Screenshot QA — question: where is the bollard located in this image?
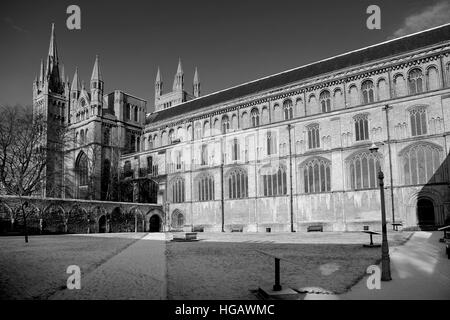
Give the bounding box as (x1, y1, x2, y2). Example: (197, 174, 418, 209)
(273, 258, 282, 291)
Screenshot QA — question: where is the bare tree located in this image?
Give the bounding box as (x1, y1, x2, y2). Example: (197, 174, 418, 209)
(0, 105, 71, 242)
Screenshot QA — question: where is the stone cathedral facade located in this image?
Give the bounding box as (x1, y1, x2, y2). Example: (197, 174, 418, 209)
(33, 24, 450, 233)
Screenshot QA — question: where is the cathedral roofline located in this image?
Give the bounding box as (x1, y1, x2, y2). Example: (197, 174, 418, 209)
(146, 23, 450, 125)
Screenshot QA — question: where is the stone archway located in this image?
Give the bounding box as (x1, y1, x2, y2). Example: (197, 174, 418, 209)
(149, 214, 161, 232)
(98, 215, 107, 233)
(417, 198, 435, 228)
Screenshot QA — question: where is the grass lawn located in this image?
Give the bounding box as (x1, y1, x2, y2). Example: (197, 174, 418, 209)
(166, 232, 412, 299)
(0, 234, 143, 299)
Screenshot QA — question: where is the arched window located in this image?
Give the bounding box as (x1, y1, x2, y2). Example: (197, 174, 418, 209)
(409, 106, 427, 136)
(80, 130, 85, 145)
(153, 134, 159, 148)
(354, 114, 369, 141)
(125, 103, 131, 120)
(251, 108, 260, 127)
(408, 68, 424, 94)
(227, 167, 248, 199)
(201, 144, 208, 166)
(171, 177, 185, 203)
(267, 131, 277, 155)
(260, 164, 287, 196)
(195, 122, 202, 140)
(283, 99, 293, 120)
(401, 143, 444, 185)
(426, 66, 439, 91)
(307, 124, 320, 149)
(300, 157, 331, 193)
(394, 74, 407, 97)
(134, 107, 138, 122)
(124, 160, 132, 178)
(197, 174, 215, 201)
(241, 112, 249, 129)
(231, 114, 238, 130)
(168, 129, 175, 144)
(148, 135, 153, 150)
(231, 138, 240, 161)
(377, 78, 389, 101)
(221, 115, 230, 134)
(261, 106, 269, 124)
(361, 80, 375, 104)
(171, 210, 185, 229)
(319, 91, 331, 113)
(348, 85, 359, 107)
(76, 152, 89, 187)
(203, 121, 210, 137)
(347, 151, 381, 190)
(273, 103, 280, 121)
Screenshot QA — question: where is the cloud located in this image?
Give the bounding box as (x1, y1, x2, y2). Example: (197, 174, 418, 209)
(3, 17, 28, 33)
(390, 1, 450, 38)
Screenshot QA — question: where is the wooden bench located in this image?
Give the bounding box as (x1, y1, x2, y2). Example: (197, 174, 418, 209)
(172, 232, 198, 241)
(362, 230, 381, 248)
(391, 222, 403, 231)
(307, 225, 323, 232)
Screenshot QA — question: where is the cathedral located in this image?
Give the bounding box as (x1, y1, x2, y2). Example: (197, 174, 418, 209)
(33, 23, 450, 233)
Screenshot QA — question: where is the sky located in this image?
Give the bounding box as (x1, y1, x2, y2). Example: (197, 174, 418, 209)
(1, 0, 450, 113)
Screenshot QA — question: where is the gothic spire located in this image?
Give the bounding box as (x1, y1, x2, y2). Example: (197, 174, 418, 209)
(39, 59, 45, 84)
(173, 58, 184, 91)
(155, 67, 162, 83)
(71, 68, 80, 92)
(91, 55, 102, 82)
(193, 67, 200, 98)
(46, 23, 59, 75)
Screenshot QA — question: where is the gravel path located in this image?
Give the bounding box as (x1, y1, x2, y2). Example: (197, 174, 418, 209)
(50, 233, 167, 300)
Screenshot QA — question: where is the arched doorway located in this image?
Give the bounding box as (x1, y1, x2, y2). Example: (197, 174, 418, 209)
(149, 215, 161, 232)
(417, 198, 435, 227)
(98, 215, 107, 233)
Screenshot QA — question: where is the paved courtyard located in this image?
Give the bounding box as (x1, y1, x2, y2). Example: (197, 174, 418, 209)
(0, 231, 415, 300)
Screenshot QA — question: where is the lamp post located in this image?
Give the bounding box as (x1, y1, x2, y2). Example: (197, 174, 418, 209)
(369, 142, 392, 281)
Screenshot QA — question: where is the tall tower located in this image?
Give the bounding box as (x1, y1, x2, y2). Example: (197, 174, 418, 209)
(70, 68, 81, 111)
(172, 59, 184, 92)
(193, 67, 200, 98)
(32, 23, 67, 198)
(90, 55, 104, 115)
(155, 67, 163, 103)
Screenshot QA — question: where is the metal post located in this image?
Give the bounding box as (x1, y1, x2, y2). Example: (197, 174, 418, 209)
(378, 170, 392, 281)
(273, 258, 282, 291)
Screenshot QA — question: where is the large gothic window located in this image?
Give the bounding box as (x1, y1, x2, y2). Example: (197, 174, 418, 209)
(319, 90, 331, 113)
(307, 124, 320, 149)
(251, 108, 260, 127)
(361, 80, 375, 104)
(76, 152, 89, 187)
(227, 167, 248, 199)
(300, 157, 331, 193)
(347, 151, 381, 190)
(283, 99, 294, 120)
(408, 68, 424, 95)
(260, 164, 287, 196)
(197, 174, 215, 201)
(401, 143, 444, 185)
(354, 114, 369, 141)
(171, 177, 185, 203)
(409, 106, 427, 136)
